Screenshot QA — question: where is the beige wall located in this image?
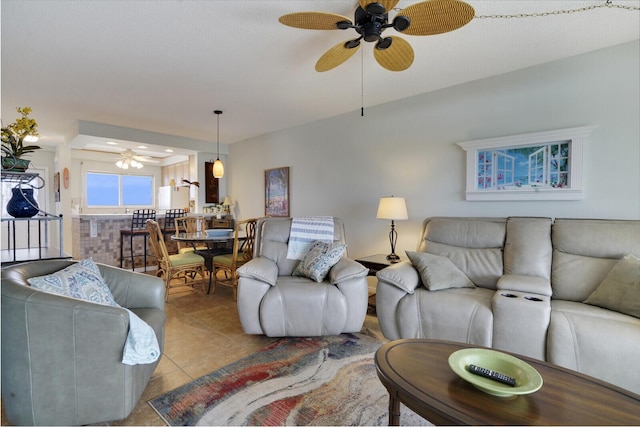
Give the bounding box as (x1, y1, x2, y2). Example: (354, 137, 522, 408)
(228, 41, 640, 259)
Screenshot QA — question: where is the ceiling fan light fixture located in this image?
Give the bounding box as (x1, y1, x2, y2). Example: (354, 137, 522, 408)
(213, 110, 224, 179)
(365, 2, 386, 15)
(280, 0, 475, 72)
(393, 15, 410, 32)
(362, 18, 384, 42)
(376, 37, 393, 50)
(116, 156, 143, 170)
(24, 134, 39, 143)
(345, 39, 361, 49)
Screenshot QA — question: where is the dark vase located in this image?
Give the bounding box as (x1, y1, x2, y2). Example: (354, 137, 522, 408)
(7, 187, 39, 218)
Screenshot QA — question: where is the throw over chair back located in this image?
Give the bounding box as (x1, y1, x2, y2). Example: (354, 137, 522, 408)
(253, 217, 348, 275)
(146, 219, 206, 301)
(212, 218, 259, 299)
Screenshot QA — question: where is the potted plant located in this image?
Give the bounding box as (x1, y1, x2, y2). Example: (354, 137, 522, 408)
(1, 107, 41, 172)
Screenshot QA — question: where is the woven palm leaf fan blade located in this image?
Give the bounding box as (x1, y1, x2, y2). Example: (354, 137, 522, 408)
(374, 36, 414, 71)
(397, 0, 475, 36)
(278, 11, 352, 30)
(358, 0, 400, 12)
(316, 41, 361, 72)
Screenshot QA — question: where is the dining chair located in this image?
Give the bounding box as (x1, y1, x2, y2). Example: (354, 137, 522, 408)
(212, 218, 258, 300)
(146, 219, 206, 301)
(119, 209, 156, 271)
(175, 215, 207, 254)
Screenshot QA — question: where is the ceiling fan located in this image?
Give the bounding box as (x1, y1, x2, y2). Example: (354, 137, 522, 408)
(279, 0, 475, 72)
(115, 149, 160, 169)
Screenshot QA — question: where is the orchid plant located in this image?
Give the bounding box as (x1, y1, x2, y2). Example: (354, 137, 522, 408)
(1, 107, 41, 159)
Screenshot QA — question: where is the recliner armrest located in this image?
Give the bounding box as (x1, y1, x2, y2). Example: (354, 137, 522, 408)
(329, 257, 368, 284)
(376, 260, 422, 294)
(238, 257, 279, 286)
(497, 274, 552, 297)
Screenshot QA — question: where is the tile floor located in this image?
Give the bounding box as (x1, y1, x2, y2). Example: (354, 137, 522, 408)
(1, 276, 382, 426)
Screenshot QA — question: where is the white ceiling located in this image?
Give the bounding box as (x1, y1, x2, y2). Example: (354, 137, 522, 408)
(2, 0, 639, 157)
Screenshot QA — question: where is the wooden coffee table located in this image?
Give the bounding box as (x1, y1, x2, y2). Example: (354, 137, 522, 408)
(375, 339, 640, 425)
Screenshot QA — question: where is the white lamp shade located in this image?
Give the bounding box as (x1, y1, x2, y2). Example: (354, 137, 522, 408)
(376, 197, 408, 220)
(213, 159, 224, 178)
(222, 196, 232, 206)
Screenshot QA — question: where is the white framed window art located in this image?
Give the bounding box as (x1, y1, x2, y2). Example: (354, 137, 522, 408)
(457, 126, 594, 201)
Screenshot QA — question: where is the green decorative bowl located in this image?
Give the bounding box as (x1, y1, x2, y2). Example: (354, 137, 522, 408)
(448, 348, 543, 397)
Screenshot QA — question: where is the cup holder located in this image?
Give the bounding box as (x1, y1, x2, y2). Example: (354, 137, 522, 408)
(500, 293, 544, 302)
(500, 293, 518, 298)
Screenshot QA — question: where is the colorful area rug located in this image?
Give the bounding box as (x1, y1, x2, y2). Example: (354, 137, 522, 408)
(149, 333, 430, 426)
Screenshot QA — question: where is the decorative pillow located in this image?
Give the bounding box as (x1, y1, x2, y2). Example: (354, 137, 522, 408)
(406, 251, 475, 291)
(293, 240, 346, 282)
(584, 254, 639, 318)
(27, 258, 119, 307)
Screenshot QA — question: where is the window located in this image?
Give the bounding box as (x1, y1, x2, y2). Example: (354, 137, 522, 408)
(86, 172, 153, 207)
(457, 126, 594, 201)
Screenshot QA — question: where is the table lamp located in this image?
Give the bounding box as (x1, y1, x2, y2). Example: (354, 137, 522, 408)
(376, 196, 408, 261)
(222, 196, 233, 215)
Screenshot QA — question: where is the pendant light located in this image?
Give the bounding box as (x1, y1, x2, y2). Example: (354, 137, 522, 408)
(213, 110, 224, 178)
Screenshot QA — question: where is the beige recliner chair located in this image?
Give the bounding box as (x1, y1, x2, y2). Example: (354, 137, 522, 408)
(237, 217, 369, 337)
(1, 260, 166, 426)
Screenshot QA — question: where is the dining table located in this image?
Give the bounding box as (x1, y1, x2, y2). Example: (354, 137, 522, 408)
(171, 231, 245, 293)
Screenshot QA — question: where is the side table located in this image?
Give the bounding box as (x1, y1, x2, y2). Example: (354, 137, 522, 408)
(356, 254, 407, 309)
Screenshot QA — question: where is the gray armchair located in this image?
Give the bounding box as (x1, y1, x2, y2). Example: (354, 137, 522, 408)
(237, 217, 369, 337)
(1, 260, 165, 426)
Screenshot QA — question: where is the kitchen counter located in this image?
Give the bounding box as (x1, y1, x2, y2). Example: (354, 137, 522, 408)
(71, 213, 233, 269)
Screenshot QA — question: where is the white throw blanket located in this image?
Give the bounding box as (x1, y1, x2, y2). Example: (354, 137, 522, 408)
(286, 216, 335, 260)
(122, 309, 161, 365)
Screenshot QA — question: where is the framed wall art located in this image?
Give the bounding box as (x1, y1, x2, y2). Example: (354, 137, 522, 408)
(457, 126, 594, 201)
(204, 161, 219, 204)
(265, 166, 289, 217)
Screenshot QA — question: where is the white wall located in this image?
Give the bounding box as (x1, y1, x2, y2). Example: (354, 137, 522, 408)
(228, 41, 640, 259)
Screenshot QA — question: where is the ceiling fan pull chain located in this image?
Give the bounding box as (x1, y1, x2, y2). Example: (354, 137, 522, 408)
(361, 46, 365, 117)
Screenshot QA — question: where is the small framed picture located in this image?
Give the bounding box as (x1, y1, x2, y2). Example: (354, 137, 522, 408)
(265, 167, 289, 217)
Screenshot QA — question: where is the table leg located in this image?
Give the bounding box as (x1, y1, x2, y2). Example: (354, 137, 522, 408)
(388, 390, 401, 426)
(204, 256, 214, 294)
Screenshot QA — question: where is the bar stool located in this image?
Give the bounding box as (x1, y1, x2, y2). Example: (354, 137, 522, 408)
(162, 209, 186, 237)
(162, 209, 186, 254)
(120, 209, 156, 271)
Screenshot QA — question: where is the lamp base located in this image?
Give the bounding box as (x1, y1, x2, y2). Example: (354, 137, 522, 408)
(386, 253, 400, 262)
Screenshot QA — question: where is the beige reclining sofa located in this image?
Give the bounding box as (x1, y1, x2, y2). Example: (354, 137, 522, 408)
(376, 217, 639, 394)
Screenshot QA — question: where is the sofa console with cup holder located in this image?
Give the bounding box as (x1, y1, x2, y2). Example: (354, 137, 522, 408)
(376, 217, 640, 394)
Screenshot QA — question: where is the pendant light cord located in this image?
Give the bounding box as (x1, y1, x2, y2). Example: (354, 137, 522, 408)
(214, 110, 222, 159)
